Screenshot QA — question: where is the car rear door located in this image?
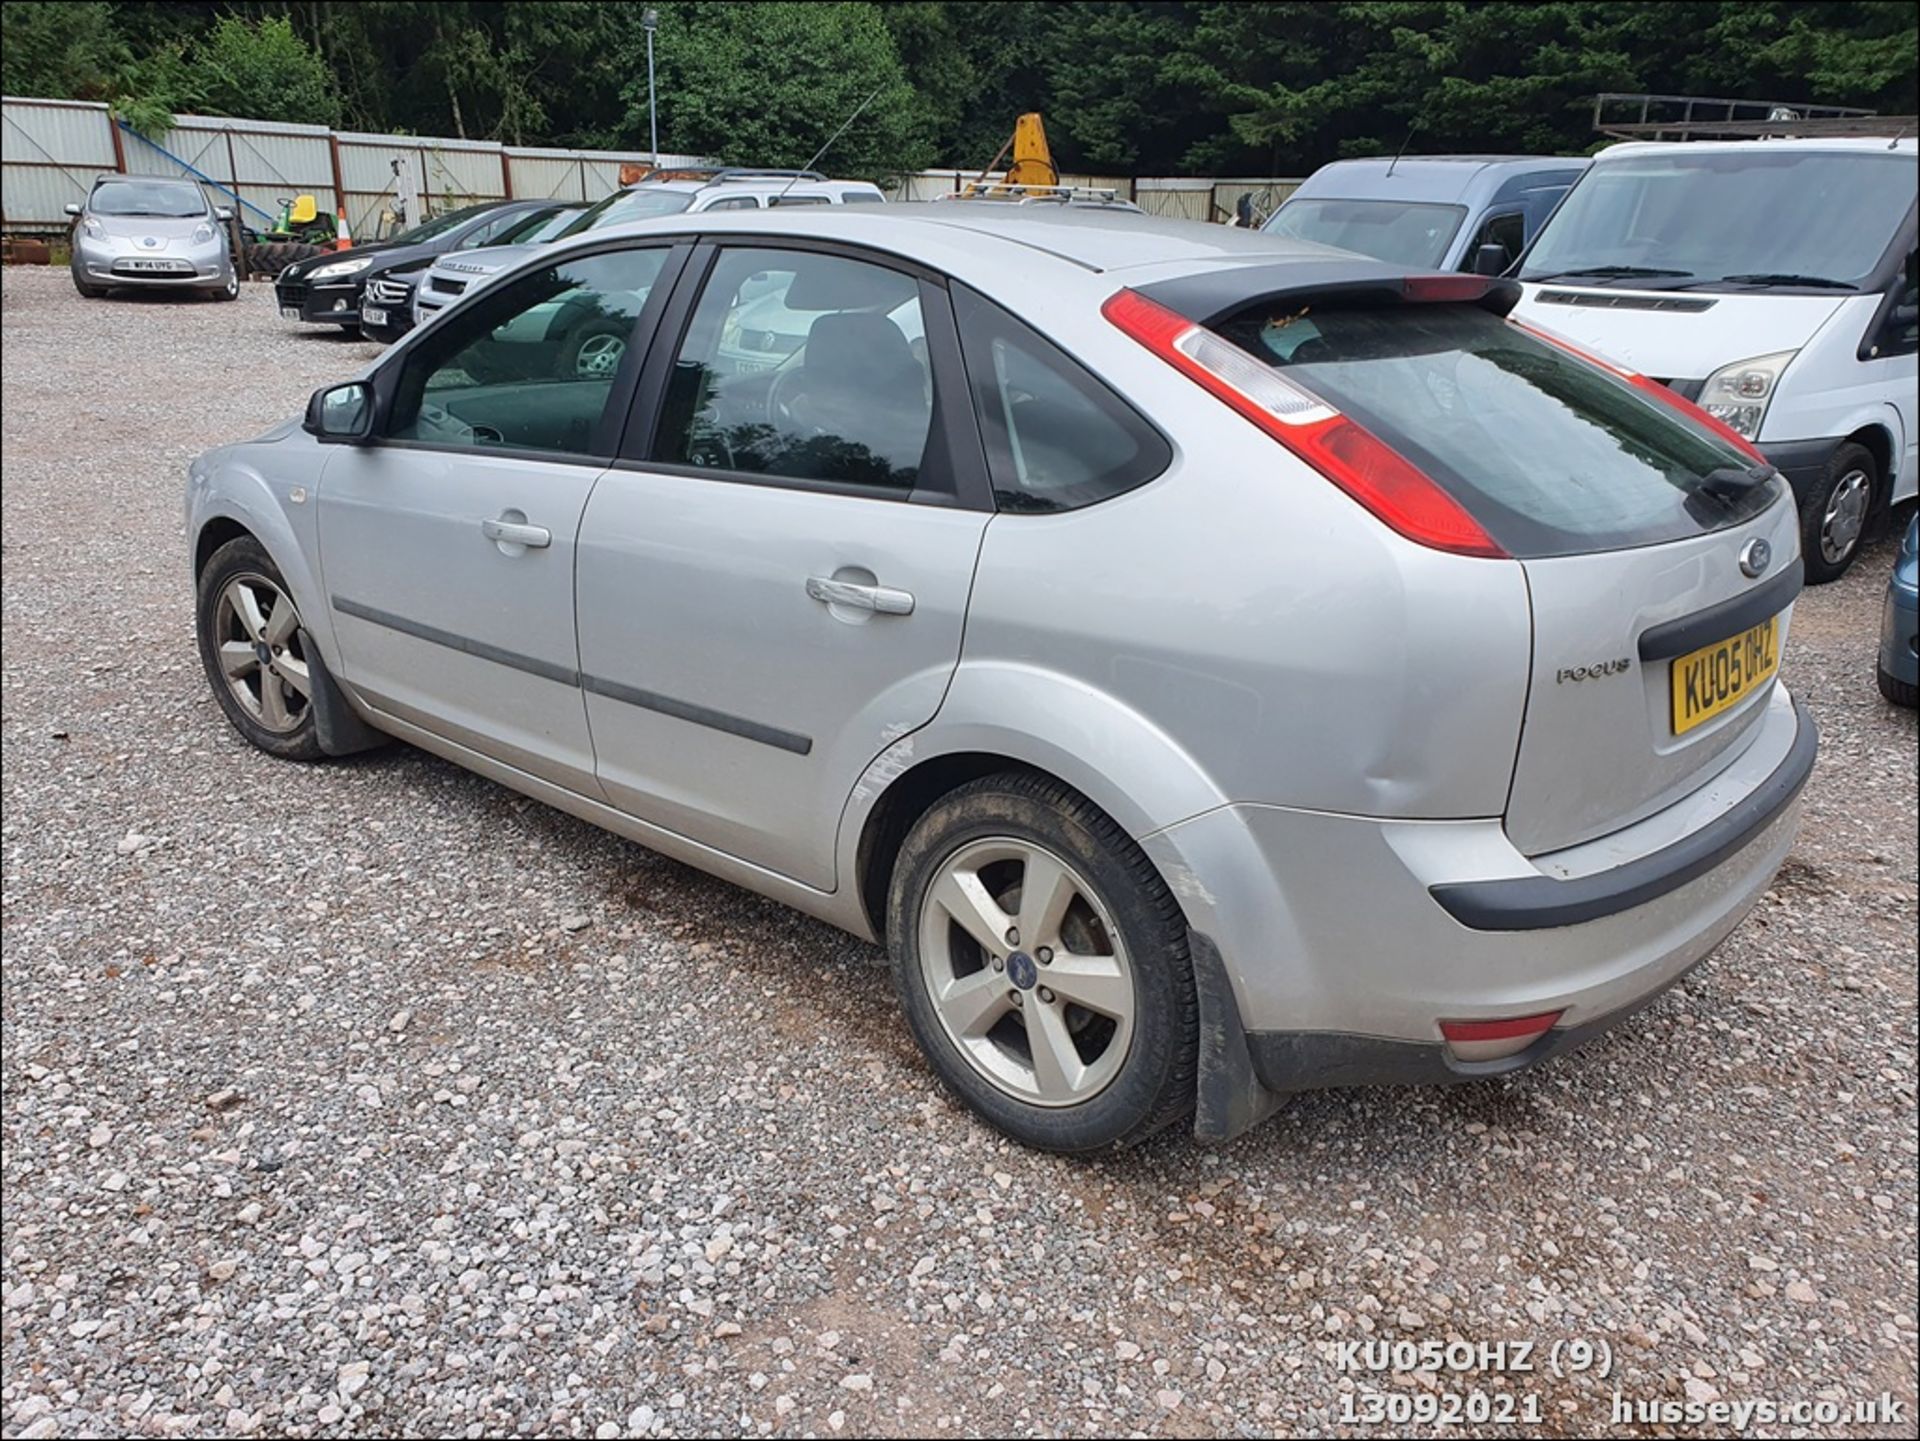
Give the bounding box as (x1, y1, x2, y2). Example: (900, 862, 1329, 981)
(319, 240, 687, 790)
(574, 241, 991, 891)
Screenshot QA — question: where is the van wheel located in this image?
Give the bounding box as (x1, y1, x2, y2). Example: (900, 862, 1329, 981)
(887, 773, 1197, 1152)
(1801, 442, 1877, 583)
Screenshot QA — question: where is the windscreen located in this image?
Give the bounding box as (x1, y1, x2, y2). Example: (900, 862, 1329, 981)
(1265, 199, 1467, 268)
(489, 206, 575, 245)
(90, 181, 205, 217)
(1521, 149, 1916, 289)
(561, 188, 694, 236)
(387, 205, 495, 246)
(1212, 301, 1777, 557)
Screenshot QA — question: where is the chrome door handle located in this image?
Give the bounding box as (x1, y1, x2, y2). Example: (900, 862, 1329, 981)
(806, 576, 915, 615)
(481, 516, 551, 549)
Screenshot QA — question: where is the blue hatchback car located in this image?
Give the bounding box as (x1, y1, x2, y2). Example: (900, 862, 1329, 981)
(1879, 516, 1918, 707)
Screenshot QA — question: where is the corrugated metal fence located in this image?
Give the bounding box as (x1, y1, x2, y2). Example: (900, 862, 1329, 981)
(6, 95, 1306, 236)
(3, 95, 705, 237)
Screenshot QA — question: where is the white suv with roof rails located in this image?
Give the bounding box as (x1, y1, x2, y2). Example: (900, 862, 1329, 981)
(412, 169, 884, 326)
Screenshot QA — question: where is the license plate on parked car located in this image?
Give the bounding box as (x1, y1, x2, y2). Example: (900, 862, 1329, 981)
(363, 307, 386, 326)
(1670, 614, 1780, 735)
(280, 306, 302, 320)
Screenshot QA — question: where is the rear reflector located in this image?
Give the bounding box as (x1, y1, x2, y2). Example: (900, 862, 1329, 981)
(1439, 1010, 1564, 1062)
(1513, 320, 1769, 464)
(1102, 288, 1507, 559)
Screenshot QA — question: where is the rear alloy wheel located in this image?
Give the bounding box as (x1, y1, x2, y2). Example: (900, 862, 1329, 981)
(888, 773, 1197, 1151)
(195, 537, 324, 761)
(1802, 442, 1878, 583)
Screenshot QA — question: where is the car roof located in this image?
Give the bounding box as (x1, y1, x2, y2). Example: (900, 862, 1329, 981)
(583, 201, 1369, 277)
(1291, 155, 1589, 204)
(645, 175, 883, 196)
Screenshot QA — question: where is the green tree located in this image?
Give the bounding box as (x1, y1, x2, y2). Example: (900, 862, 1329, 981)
(196, 14, 340, 125)
(627, 2, 928, 175)
(0, 1, 130, 101)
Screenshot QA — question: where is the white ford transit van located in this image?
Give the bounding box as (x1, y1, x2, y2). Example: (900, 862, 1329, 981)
(1513, 137, 1918, 580)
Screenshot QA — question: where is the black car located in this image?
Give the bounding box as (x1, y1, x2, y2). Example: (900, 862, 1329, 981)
(274, 200, 553, 337)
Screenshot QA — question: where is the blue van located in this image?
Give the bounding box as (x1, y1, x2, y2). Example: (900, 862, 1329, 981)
(1263, 155, 1589, 273)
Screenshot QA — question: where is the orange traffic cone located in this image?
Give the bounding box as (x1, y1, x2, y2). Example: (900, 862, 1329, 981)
(334, 206, 352, 249)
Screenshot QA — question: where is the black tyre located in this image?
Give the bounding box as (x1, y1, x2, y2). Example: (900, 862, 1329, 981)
(207, 268, 240, 302)
(73, 274, 108, 299)
(1879, 666, 1918, 708)
(1800, 442, 1878, 584)
(887, 772, 1197, 1152)
(195, 537, 325, 761)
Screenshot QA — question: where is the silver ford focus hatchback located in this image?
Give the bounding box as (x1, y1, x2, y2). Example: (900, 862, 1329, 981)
(186, 207, 1816, 1152)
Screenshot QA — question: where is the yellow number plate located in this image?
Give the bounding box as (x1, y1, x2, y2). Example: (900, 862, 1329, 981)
(1670, 614, 1781, 735)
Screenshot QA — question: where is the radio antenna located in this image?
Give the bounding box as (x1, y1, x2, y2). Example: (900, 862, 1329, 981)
(779, 84, 886, 199)
(1384, 118, 1421, 177)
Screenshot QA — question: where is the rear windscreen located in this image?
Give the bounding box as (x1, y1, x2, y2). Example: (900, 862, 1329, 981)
(1212, 302, 1777, 557)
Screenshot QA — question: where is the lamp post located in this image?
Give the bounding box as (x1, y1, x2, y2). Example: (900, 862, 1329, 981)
(643, 8, 659, 169)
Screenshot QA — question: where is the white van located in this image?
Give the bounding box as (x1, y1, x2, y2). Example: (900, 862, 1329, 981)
(1513, 137, 1918, 580)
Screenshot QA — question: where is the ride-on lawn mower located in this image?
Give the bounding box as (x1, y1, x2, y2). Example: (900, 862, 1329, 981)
(240, 195, 340, 276)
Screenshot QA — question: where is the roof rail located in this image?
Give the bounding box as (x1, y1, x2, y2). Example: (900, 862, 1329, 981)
(1592, 92, 1911, 141)
(708, 167, 828, 183)
(939, 180, 1137, 208)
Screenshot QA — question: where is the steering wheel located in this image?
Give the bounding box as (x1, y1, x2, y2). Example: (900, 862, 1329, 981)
(768, 367, 824, 434)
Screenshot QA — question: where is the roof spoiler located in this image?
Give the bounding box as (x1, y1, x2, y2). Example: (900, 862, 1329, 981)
(1137, 263, 1522, 328)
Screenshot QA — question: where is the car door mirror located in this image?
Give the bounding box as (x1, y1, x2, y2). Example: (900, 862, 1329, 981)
(214, 207, 234, 223)
(304, 381, 376, 443)
(65, 202, 83, 217)
(1472, 242, 1510, 277)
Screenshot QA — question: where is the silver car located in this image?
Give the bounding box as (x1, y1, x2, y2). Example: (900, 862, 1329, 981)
(68, 176, 237, 301)
(185, 208, 1816, 1152)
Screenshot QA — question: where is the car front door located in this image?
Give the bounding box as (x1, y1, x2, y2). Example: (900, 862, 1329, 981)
(574, 242, 992, 890)
(319, 241, 685, 790)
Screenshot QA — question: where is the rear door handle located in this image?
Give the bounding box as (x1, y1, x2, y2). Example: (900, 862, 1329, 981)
(806, 576, 915, 615)
(481, 515, 551, 549)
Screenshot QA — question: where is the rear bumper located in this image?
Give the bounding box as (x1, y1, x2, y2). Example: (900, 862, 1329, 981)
(1146, 684, 1811, 1134)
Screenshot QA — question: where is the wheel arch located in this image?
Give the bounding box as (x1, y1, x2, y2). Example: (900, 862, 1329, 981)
(1843, 421, 1898, 517)
(840, 669, 1229, 940)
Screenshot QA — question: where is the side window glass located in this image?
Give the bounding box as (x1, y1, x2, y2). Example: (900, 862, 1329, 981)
(769, 195, 830, 207)
(951, 285, 1169, 512)
(704, 196, 760, 211)
(387, 247, 667, 455)
(1461, 211, 1526, 272)
(657, 247, 932, 490)
(1878, 247, 1918, 357)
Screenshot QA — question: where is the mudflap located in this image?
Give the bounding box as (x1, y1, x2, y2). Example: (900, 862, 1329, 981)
(300, 629, 389, 756)
(1189, 930, 1284, 1144)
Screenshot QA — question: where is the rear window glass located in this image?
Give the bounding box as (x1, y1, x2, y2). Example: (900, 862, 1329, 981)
(1213, 302, 1775, 556)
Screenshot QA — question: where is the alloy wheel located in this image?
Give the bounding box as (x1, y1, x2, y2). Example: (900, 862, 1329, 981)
(917, 837, 1136, 1107)
(1821, 469, 1871, 565)
(213, 574, 311, 733)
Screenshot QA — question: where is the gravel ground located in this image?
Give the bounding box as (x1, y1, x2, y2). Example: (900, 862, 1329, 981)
(2, 263, 1915, 1440)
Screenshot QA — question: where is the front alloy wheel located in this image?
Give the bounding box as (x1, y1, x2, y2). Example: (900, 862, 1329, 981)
(195, 536, 325, 761)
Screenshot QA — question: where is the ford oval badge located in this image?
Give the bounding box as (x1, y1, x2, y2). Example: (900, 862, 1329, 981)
(1739, 538, 1772, 579)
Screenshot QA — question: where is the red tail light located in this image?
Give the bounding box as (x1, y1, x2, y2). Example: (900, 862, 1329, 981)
(1102, 288, 1507, 560)
(1512, 320, 1769, 464)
